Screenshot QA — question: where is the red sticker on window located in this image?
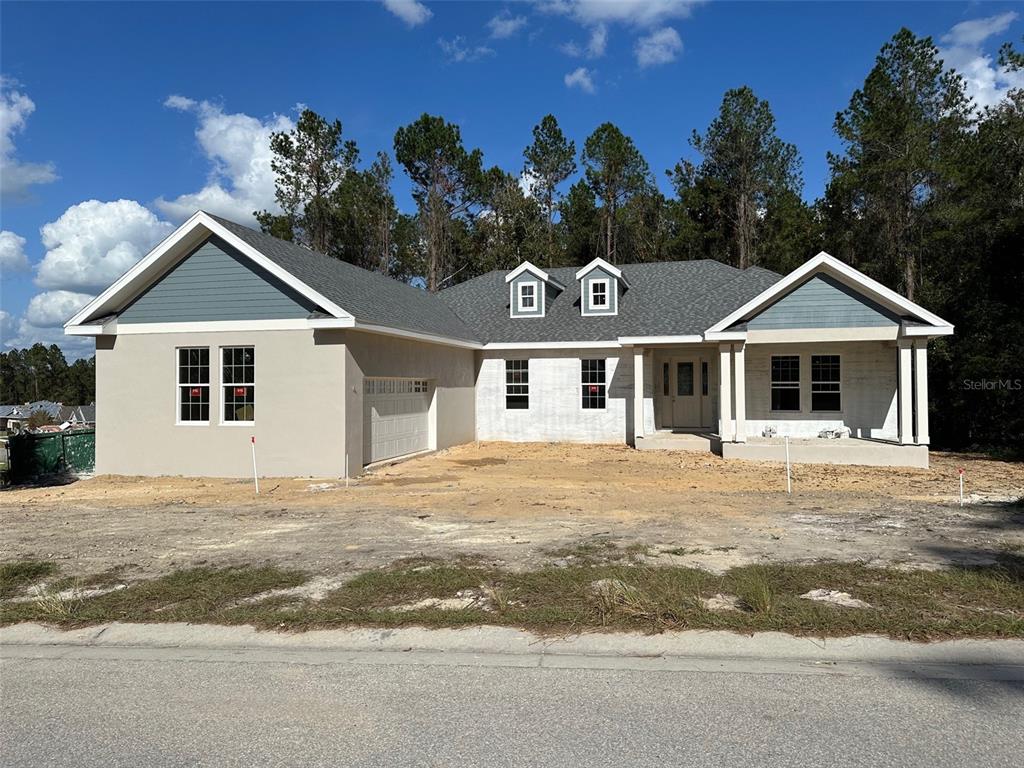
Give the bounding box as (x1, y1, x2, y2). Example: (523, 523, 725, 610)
(190, 388, 201, 397)
(589, 385, 599, 393)
(234, 387, 247, 397)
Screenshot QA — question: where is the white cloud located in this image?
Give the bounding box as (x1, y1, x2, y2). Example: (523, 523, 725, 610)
(0, 310, 17, 346)
(382, 0, 432, 28)
(488, 10, 527, 39)
(154, 96, 293, 224)
(940, 12, 1024, 110)
(0, 230, 29, 272)
(519, 169, 540, 197)
(438, 36, 496, 63)
(634, 26, 682, 68)
(564, 66, 596, 93)
(563, 23, 608, 58)
(35, 199, 173, 293)
(0, 77, 57, 201)
(24, 290, 94, 328)
(543, 0, 700, 28)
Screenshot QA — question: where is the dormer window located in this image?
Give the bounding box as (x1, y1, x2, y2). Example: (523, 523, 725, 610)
(576, 257, 627, 317)
(505, 260, 565, 319)
(518, 282, 537, 312)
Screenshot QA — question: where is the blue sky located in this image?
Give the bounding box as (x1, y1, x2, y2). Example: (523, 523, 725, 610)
(1, 0, 1021, 357)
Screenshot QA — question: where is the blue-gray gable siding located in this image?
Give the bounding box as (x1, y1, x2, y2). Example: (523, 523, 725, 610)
(580, 266, 618, 315)
(746, 273, 899, 330)
(509, 272, 544, 317)
(118, 237, 317, 323)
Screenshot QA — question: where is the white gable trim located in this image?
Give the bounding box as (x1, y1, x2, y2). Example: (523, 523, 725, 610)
(575, 256, 623, 282)
(505, 261, 549, 284)
(575, 256, 630, 289)
(704, 252, 952, 334)
(65, 211, 353, 330)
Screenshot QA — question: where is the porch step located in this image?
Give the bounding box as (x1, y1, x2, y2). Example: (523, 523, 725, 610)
(636, 432, 716, 452)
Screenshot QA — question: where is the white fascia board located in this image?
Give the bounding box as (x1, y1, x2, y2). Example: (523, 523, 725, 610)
(505, 261, 550, 284)
(65, 211, 354, 330)
(704, 252, 953, 334)
(483, 340, 621, 350)
(703, 331, 747, 342)
(575, 256, 623, 281)
(65, 317, 118, 337)
(618, 335, 704, 345)
(902, 323, 954, 337)
(352, 322, 483, 350)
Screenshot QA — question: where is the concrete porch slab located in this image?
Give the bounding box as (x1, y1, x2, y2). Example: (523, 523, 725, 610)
(721, 437, 929, 469)
(636, 431, 717, 452)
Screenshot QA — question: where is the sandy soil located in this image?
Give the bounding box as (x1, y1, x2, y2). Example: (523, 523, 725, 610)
(2, 443, 1022, 579)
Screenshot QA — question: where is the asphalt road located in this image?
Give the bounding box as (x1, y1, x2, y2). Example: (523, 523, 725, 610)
(2, 644, 1022, 768)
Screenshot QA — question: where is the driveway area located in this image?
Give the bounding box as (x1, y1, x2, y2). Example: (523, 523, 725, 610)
(2, 442, 1022, 580)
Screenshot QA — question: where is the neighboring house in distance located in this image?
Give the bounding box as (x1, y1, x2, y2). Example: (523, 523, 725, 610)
(4, 401, 64, 432)
(58, 404, 96, 428)
(0, 405, 17, 432)
(65, 211, 952, 477)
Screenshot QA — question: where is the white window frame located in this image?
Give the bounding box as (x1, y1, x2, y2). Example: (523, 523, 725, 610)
(770, 354, 801, 413)
(590, 278, 609, 309)
(811, 354, 842, 413)
(505, 359, 529, 410)
(220, 346, 255, 426)
(176, 346, 211, 426)
(517, 281, 538, 313)
(581, 358, 607, 410)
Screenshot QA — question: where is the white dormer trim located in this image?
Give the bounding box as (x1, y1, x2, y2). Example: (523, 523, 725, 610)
(506, 261, 550, 284)
(575, 257, 630, 288)
(704, 252, 953, 334)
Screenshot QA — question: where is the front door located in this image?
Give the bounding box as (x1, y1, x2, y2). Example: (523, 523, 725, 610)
(660, 357, 706, 429)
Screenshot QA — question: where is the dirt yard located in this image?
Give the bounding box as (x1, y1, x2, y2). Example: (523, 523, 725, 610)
(2, 443, 1022, 580)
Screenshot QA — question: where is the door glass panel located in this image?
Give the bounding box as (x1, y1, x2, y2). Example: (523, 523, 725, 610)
(676, 362, 694, 396)
(663, 363, 669, 396)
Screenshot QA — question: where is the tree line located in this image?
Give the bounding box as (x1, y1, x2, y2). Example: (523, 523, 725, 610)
(1, 345, 95, 406)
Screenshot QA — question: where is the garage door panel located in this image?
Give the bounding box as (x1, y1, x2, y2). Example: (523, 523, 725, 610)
(364, 379, 431, 464)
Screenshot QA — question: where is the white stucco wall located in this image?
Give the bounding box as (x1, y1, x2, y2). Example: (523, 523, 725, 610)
(95, 329, 347, 477)
(476, 348, 654, 444)
(742, 341, 899, 439)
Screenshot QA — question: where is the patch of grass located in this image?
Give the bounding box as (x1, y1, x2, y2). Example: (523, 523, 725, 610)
(663, 547, 706, 556)
(547, 540, 651, 565)
(4, 557, 1023, 641)
(1, 565, 306, 626)
(0, 560, 58, 600)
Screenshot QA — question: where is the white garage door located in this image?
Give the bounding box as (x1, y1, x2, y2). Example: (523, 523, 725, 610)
(363, 378, 431, 464)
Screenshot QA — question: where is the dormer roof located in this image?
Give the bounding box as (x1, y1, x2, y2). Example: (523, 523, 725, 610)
(574, 257, 630, 288)
(504, 261, 566, 291)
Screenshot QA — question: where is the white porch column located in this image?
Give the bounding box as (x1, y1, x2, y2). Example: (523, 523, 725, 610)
(718, 343, 733, 441)
(633, 346, 645, 443)
(913, 340, 930, 445)
(733, 343, 746, 443)
(897, 339, 914, 445)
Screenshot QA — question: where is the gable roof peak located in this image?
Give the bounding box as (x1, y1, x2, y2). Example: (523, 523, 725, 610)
(575, 256, 625, 283)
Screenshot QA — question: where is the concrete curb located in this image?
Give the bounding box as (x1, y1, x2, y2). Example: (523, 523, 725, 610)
(2, 622, 1023, 669)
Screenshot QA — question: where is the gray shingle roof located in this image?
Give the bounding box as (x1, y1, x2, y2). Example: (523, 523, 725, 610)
(438, 262, 781, 343)
(211, 214, 783, 345)
(210, 215, 480, 343)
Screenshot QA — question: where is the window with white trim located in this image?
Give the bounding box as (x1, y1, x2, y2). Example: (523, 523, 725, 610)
(222, 347, 255, 423)
(590, 279, 608, 308)
(811, 355, 841, 411)
(177, 347, 210, 423)
(505, 359, 529, 409)
(517, 282, 536, 312)
(770, 355, 800, 412)
(581, 359, 606, 409)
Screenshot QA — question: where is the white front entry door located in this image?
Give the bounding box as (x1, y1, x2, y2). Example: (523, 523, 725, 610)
(363, 378, 431, 464)
(660, 357, 707, 429)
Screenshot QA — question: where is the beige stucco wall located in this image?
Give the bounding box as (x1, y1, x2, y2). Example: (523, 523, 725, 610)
(95, 330, 347, 477)
(340, 330, 477, 470)
(742, 340, 899, 440)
